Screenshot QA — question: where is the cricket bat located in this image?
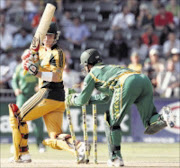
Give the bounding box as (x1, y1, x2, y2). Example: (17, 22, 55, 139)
(24, 3, 56, 74)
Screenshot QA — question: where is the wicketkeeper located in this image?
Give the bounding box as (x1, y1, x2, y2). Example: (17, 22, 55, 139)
(9, 23, 89, 163)
(66, 48, 175, 167)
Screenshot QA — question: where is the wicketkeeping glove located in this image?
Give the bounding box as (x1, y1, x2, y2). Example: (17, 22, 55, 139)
(65, 88, 78, 106)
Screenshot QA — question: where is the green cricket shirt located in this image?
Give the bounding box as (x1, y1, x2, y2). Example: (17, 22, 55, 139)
(74, 63, 136, 106)
(12, 63, 38, 96)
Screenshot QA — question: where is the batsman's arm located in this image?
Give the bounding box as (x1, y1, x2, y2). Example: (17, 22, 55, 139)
(24, 3, 56, 75)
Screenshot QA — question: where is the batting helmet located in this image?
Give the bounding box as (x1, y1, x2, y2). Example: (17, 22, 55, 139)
(80, 49, 102, 66)
(47, 22, 58, 34)
(47, 22, 61, 43)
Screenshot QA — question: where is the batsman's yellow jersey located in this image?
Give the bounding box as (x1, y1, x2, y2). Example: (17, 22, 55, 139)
(19, 44, 66, 138)
(38, 44, 65, 89)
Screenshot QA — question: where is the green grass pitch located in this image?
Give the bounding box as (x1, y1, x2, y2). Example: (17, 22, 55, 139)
(1, 143, 179, 167)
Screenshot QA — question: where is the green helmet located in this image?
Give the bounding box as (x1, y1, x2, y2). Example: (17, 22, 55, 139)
(80, 49, 102, 66)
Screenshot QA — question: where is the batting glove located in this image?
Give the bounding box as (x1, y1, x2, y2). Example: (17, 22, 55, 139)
(29, 51, 39, 62)
(27, 60, 39, 76)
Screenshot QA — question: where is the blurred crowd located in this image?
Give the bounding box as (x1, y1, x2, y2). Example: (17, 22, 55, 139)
(0, 0, 179, 98)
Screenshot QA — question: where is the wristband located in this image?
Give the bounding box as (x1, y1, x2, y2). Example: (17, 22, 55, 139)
(41, 72, 53, 82)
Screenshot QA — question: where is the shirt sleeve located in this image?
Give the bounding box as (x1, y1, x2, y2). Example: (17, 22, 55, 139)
(51, 48, 65, 70)
(154, 15, 159, 26)
(50, 48, 65, 81)
(126, 13, 135, 26)
(167, 12, 173, 24)
(112, 14, 121, 27)
(11, 65, 20, 91)
(74, 73, 95, 106)
(163, 42, 169, 55)
(82, 25, 91, 38)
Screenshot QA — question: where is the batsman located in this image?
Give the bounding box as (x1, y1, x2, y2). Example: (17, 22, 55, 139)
(9, 23, 89, 163)
(66, 48, 175, 167)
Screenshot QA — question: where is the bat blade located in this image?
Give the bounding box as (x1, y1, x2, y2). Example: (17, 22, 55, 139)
(24, 3, 56, 75)
(30, 3, 56, 51)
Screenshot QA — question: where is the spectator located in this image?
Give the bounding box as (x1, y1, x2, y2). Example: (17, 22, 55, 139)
(137, 4, 153, 29)
(159, 26, 170, 46)
(171, 48, 180, 73)
(0, 49, 16, 66)
(148, 0, 159, 16)
(131, 37, 148, 61)
(143, 48, 165, 93)
(24, 0, 40, 23)
(12, 27, 33, 49)
(109, 30, 129, 62)
(65, 16, 90, 48)
(111, 5, 135, 31)
(141, 25, 159, 48)
(64, 49, 73, 68)
(63, 63, 81, 91)
(142, 58, 158, 95)
(0, 12, 18, 35)
(59, 11, 73, 37)
(25, 0, 39, 13)
(154, 4, 175, 31)
(166, 0, 180, 26)
(163, 32, 180, 57)
(128, 52, 142, 72)
(31, 6, 56, 28)
(127, 0, 139, 18)
(148, 48, 165, 73)
(0, 0, 12, 12)
(0, 50, 18, 89)
(0, 24, 13, 51)
(156, 59, 180, 98)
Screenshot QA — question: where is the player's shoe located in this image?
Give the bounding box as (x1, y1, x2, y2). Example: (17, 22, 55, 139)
(144, 106, 176, 135)
(107, 157, 124, 167)
(77, 142, 91, 164)
(39, 144, 46, 153)
(162, 106, 176, 128)
(8, 154, 32, 163)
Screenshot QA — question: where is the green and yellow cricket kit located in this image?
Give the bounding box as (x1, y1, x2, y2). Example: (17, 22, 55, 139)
(72, 63, 164, 161)
(9, 45, 82, 161)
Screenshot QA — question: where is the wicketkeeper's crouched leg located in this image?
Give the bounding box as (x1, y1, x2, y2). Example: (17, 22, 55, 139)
(104, 111, 124, 167)
(9, 104, 31, 163)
